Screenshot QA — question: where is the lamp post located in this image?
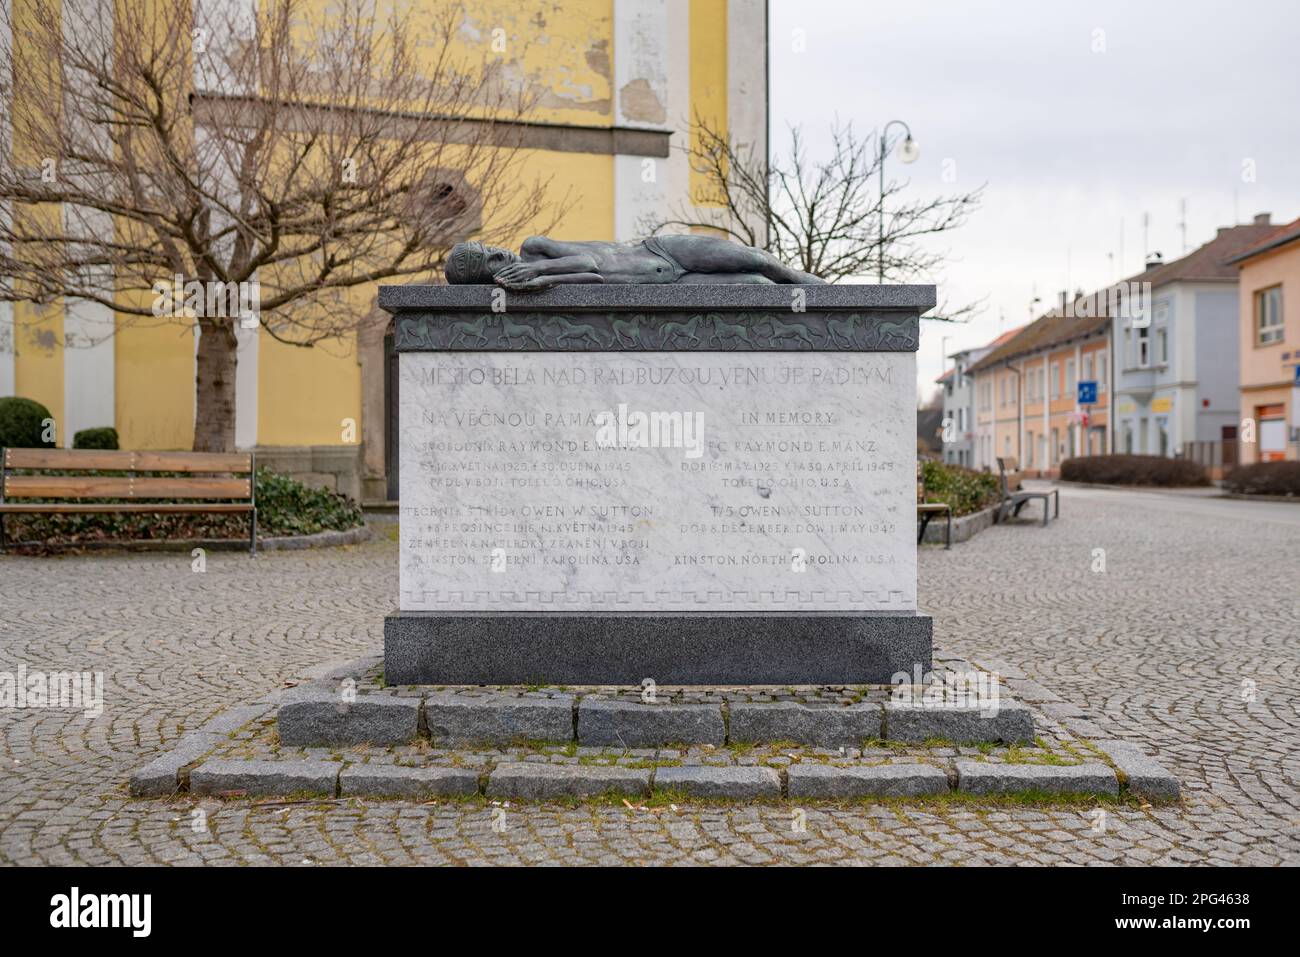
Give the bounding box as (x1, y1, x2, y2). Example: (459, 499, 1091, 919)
(878, 119, 919, 283)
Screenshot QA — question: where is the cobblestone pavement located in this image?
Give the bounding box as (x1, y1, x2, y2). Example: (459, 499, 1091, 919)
(1, 490, 1297, 866)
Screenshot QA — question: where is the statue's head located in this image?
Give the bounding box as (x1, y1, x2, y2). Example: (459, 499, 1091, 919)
(444, 241, 518, 284)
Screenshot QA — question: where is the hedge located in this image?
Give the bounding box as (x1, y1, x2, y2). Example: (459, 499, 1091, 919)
(1222, 461, 1300, 497)
(73, 427, 120, 450)
(1059, 454, 1209, 487)
(920, 459, 1002, 517)
(0, 396, 56, 449)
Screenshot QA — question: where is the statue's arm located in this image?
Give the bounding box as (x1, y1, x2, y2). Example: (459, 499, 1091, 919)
(495, 255, 600, 289)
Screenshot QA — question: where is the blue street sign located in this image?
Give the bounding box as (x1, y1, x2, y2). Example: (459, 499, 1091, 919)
(1293, 364, 1300, 385)
(1077, 380, 1098, 404)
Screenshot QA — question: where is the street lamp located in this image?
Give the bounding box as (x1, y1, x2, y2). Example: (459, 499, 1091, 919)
(879, 119, 919, 283)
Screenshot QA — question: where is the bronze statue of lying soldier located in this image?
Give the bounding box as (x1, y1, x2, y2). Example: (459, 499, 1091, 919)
(445, 235, 826, 290)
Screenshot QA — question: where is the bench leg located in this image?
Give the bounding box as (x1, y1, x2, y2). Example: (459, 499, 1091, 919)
(917, 513, 932, 544)
(1042, 499, 1049, 526)
(249, 508, 257, 555)
(1054, 490, 1060, 518)
(945, 511, 952, 549)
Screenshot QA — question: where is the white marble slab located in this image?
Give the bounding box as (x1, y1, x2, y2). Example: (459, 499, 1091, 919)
(399, 351, 917, 612)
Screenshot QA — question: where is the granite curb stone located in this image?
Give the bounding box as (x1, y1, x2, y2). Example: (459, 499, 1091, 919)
(424, 692, 574, 746)
(653, 765, 781, 799)
(128, 732, 223, 797)
(786, 763, 949, 799)
(339, 765, 480, 799)
(278, 693, 420, 747)
(885, 702, 1035, 744)
(577, 698, 725, 747)
(486, 762, 651, 800)
(189, 759, 340, 797)
(955, 761, 1118, 796)
(1092, 740, 1181, 801)
(728, 701, 882, 747)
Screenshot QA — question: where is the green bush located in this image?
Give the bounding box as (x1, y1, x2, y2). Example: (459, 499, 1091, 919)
(0, 396, 56, 449)
(251, 468, 364, 535)
(1060, 454, 1208, 487)
(1222, 461, 1300, 496)
(2, 466, 363, 550)
(920, 459, 1001, 517)
(73, 427, 120, 450)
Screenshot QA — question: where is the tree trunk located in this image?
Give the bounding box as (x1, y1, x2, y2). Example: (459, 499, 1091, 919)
(193, 318, 239, 452)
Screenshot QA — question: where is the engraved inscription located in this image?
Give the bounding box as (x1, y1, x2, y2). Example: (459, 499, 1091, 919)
(399, 352, 917, 612)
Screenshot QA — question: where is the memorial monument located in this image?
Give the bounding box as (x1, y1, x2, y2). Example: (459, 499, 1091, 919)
(380, 236, 935, 685)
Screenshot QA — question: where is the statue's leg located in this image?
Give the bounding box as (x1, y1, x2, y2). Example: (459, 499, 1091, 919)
(662, 236, 824, 283)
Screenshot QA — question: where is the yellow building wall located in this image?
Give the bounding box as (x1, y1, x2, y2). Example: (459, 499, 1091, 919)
(255, 147, 614, 447)
(689, 0, 729, 206)
(114, 309, 196, 450)
(8, 1, 64, 442)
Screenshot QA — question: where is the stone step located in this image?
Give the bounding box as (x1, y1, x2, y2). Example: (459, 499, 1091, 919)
(274, 687, 1036, 749)
(178, 755, 1128, 802)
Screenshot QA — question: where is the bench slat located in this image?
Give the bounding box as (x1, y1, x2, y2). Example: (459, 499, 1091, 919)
(3, 475, 251, 500)
(0, 502, 254, 513)
(4, 448, 136, 470)
(134, 451, 253, 473)
(3, 448, 252, 473)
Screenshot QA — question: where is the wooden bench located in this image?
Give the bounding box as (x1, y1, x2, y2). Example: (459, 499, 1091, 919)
(995, 456, 1058, 526)
(916, 461, 953, 548)
(1, 448, 257, 553)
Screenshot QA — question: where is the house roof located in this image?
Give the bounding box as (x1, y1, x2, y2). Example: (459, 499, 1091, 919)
(1134, 220, 1280, 286)
(969, 222, 1279, 375)
(968, 309, 1110, 374)
(935, 324, 1027, 382)
(1225, 216, 1300, 264)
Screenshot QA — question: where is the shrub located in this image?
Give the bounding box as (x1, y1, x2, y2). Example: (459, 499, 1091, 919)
(252, 468, 364, 535)
(920, 460, 1001, 516)
(73, 427, 120, 450)
(1222, 461, 1300, 496)
(2, 467, 363, 550)
(1059, 454, 1209, 487)
(0, 396, 56, 449)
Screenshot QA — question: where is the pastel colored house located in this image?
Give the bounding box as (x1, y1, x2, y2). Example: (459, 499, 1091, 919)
(969, 298, 1112, 478)
(1227, 215, 1300, 463)
(939, 325, 1023, 469)
(1111, 217, 1277, 474)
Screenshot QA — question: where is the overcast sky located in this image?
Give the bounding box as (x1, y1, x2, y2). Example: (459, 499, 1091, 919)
(768, 0, 1300, 397)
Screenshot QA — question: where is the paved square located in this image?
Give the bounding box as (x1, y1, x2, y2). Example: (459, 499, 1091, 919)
(1, 486, 1296, 865)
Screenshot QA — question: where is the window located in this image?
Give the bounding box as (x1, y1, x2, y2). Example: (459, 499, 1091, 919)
(1256, 286, 1283, 345)
(1050, 428, 1060, 465)
(1065, 358, 1076, 394)
(1083, 354, 1093, 382)
(1157, 328, 1168, 364)
(1026, 431, 1034, 467)
(1097, 349, 1107, 388)
(1137, 326, 1150, 366)
(1050, 363, 1060, 399)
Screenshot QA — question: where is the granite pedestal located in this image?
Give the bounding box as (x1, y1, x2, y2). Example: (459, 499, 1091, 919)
(379, 283, 935, 685)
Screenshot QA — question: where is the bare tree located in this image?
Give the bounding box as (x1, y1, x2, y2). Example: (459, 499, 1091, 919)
(0, 0, 563, 451)
(650, 119, 982, 309)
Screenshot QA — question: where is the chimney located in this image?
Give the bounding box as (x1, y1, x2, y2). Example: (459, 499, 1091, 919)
(1254, 213, 1272, 226)
(1059, 290, 1068, 312)
(1145, 252, 1164, 269)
